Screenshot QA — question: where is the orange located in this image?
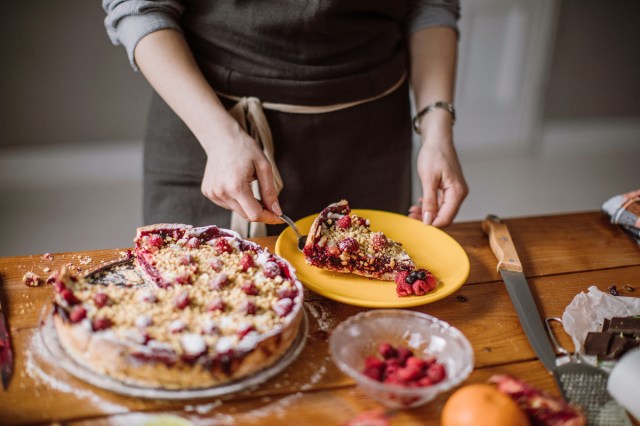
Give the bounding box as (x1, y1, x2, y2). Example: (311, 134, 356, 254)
(441, 384, 530, 426)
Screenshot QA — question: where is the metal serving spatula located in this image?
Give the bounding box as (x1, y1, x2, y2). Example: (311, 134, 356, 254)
(482, 215, 632, 426)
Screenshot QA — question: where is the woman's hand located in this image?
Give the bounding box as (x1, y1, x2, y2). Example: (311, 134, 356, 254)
(408, 113, 467, 227)
(201, 121, 282, 224)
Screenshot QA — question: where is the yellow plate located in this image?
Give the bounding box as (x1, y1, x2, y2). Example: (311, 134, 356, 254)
(275, 209, 470, 308)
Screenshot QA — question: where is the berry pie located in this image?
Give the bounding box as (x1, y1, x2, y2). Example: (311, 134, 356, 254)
(52, 224, 304, 390)
(302, 200, 437, 296)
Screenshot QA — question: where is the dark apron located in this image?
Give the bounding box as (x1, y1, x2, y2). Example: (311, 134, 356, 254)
(144, 1, 413, 235)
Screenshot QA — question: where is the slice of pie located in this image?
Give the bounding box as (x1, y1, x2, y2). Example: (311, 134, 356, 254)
(52, 224, 304, 390)
(302, 200, 437, 296)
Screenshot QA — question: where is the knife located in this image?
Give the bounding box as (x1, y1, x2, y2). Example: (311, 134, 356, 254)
(481, 214, 557, 371)
(0, 294, 13, 390)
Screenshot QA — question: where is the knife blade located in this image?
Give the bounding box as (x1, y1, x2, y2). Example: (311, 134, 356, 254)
(0, 294, 13, 390)
(482, 214, 557, 371)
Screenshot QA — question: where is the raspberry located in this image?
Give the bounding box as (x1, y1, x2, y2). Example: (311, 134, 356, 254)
(352, 216, 369, 228)
(209, 273, 228, 290)
(371, 232, 388, 251)
(213, 238, 233, 255)
(362, 361, 384, 382)
(364, 356, 385, 370)
(69, 305, 87, 323)
(412, 279, 430, 296)
(206, 298, 225, 312)
(209, 258, 223, 272)
(245, 300, 257, 315)
(60, 288, 80, 305)
(186, 237, 200, 249)
(384, 362, 400, 381)
(425, 273, 437, 291)
(238, 325, 255, 339)
(175, 272, 193, 285)
(395, 271, 410, 287)
(273, 298, 293, 317)
(338, 237, 359, 253)
(94, 292, 109, 308)
(396, 347, 413, 365)
(241, 281, 258, 295)
(397, 366, 422, 383)
(378, 343, 398, 359)
(174, 291, 190, 309)
(277, 285, 298, 300)
(92, 317, 113, 331)
(418, 376, 434, 387)
(426, 362, 446, 383)
(179, 253, 194, 265)
(335, 215, 352, 229)
(263, 261, 281, 278)
(148, 234, 163, 248)
(46, 271, 59, 286)
(405, 356, 427, 372)
(240, 252, 255, 271)
(396, 280, 413, 297)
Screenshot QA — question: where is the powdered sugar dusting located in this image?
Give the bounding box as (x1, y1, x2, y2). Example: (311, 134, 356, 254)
(25, 332, 128, 413)
(304, 300, 336, 332)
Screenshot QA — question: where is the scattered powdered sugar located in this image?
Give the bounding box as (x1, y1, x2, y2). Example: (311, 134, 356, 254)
(304, 300, 336, 332)
(25, 332, 128, 414)
(184, 400, 223, 415)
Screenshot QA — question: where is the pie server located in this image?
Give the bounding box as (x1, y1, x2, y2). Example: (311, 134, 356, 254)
(482, 214, 632, 426)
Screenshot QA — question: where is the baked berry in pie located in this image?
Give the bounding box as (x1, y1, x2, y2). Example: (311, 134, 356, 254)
(52, 224, 304, 390)
(302, 200, 437, 296)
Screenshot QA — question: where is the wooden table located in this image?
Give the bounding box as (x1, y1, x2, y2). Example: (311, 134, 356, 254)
(1, 212, 639, 425)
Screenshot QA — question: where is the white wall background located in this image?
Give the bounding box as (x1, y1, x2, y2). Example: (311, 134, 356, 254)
(1, 0, 639, 257)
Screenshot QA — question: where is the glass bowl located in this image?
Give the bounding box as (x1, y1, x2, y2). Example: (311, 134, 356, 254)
(329, 309, 474, 409)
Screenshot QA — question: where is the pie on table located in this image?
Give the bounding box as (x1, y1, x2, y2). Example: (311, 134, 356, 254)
(51, 224, 304, 390)
(302, 200, 437, 297)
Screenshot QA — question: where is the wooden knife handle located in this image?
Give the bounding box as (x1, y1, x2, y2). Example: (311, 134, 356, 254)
(481, 214, 523, 273)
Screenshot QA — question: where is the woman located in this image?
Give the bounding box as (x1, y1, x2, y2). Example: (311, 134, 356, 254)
(103, 0, 468, 236)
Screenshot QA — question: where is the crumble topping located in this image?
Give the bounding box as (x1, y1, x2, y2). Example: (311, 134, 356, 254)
(53, 224, 301, 360)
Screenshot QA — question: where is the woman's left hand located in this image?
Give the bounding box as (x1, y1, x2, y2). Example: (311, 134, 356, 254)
(408, 117, 467, 227)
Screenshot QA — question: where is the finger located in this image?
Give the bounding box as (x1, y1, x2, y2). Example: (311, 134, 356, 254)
(420, 179, 440, 226)
(254, 160, 282, 217)
(225, 199, 250, 221)
(234, 188, 282, 225)
(408, 204, 422, 220)
(432, 185, 467, 227)
(201, 186, 233, 211)
(228, 178, 264, 222)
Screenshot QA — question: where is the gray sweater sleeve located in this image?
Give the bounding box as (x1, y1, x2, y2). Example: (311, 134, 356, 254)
(102, 0, 185, 70)
(406, 0, 461, 35)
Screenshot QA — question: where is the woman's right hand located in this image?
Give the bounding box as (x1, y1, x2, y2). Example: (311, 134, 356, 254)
(201, 121, 283, 224)
(134, 29, 282, 224)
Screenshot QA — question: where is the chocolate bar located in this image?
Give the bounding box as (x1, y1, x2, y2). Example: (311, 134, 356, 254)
(608, 316, 640, 334)
(583, 315, 640, 361)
